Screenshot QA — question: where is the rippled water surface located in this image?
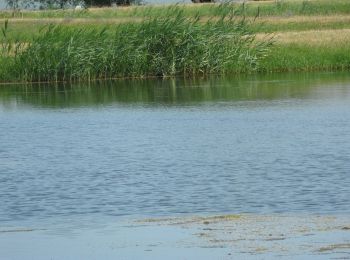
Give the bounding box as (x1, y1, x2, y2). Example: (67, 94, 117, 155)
(1, 72, 350, 228)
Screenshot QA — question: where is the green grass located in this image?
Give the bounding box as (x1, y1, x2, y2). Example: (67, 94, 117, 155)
(260, 43, 350, 72)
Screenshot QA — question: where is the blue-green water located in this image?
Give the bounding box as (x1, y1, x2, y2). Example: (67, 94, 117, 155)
(1, 72, 350, 229)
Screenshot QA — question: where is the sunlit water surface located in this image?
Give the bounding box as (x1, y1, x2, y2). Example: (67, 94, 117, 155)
(1, 72, 350, 231)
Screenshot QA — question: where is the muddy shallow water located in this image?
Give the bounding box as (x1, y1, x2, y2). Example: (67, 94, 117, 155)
(0, 214, 349, 259)
(0, 72, 350, 258)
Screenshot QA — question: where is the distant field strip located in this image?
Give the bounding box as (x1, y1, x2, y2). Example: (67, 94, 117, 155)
(257, 29, 350, 46)
(2, 14, 350, 32)
(2, 14, 350, 23)
(259, 15, 350, 25)
(274, 29, 350, 45)
(254, 15, 350, 32)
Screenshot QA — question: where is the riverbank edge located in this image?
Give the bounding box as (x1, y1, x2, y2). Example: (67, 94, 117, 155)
(1, 45, 350, 85)
(1, 213, 349, 259)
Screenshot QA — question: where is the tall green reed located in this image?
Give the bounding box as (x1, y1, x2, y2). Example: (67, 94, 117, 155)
(2, 5, 273, 82)
(0, 20, 25, 80)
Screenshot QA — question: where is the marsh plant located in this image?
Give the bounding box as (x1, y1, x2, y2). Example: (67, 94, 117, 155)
(0, 19, 26, 79)
(0, 5, 273, 82)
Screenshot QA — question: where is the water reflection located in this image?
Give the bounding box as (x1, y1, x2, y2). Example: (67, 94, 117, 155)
(1, 72, 350, 108)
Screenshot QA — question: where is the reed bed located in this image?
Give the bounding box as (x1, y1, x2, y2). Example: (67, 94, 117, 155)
(0, 6, 273, 82)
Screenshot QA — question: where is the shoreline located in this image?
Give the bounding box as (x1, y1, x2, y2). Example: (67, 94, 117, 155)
(1, 1, 350, 83)
(1, 213, 350, 259)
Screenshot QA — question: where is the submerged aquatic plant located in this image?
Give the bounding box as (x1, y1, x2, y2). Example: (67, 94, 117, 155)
(1, 5, 273, 82)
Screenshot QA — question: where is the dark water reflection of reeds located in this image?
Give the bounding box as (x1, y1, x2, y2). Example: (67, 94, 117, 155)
(1, 72, 350, 108)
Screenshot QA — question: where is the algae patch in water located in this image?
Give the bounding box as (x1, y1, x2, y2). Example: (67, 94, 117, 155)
(318, 243, 350, 252)
(138, 214, 242, 226)
(135, 214, 350, 257)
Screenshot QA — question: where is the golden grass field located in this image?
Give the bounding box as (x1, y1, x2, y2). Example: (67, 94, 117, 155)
(273, 29, 350, 46)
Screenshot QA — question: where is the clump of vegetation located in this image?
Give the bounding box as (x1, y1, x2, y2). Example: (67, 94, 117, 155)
(0, 5, 273, 82)
(0, 19, 23, 80)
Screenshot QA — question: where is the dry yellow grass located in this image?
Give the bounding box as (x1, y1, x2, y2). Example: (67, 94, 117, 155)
(2, 13, 350, 26)
(1, 14, 349, 30)
(256, 14, 350, 25)
(273, 29, 350, 46)
(255, 28, 350, 47)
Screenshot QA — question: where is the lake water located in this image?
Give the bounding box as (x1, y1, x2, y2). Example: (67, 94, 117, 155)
(1, 72, 350, 259)
(1, 72, 350, 230)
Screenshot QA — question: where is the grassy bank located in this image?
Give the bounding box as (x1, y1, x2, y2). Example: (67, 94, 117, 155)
(259, 28, 350, 72)
(261, 44, 350, 72)
(0, 6, 272, 82)
(1, 0, 350, 82)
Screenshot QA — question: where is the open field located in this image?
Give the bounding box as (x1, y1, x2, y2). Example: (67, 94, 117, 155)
(1, 0, 350, 82)
(268, 29, 350, 46)
(2, 14, 350, 40)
